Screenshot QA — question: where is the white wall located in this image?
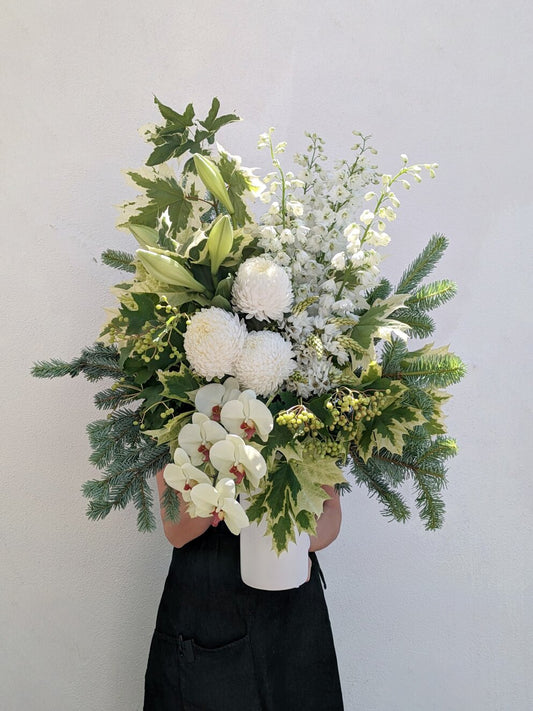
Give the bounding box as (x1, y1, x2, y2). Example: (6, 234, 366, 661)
(2, 1, 531, 709)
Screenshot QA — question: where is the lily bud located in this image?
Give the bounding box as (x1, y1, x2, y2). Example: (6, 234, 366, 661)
(193, 154, 234, 214)
(207, 215, 234, 275)
(128, 223, 159, 249)
(136, 249, 205, 291)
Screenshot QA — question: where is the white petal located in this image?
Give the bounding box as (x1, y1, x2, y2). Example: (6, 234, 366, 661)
(201, 419, 228, 444)
(190, 483, 218, 517)
(216, 477, 237, 499)
(178, 424, 204, 465)
(221, 498, 250, 534)
(173, 448, 191, 466)
(195, 383, 225, 416)
(246, 399, 274, 441)
(220, 399, 246, 435)
(163, 463, 186, 491)
(192, 412, 210, 426)
(240, 445, 267, 487)
(182, 463, 211, 486)
(208, 438, 237, 473)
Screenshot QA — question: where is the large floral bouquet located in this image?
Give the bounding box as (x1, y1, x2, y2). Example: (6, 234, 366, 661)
(33, 98, 465, 552)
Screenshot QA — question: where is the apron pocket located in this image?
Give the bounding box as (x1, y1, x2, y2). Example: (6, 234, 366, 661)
(178, 633, 262, 711)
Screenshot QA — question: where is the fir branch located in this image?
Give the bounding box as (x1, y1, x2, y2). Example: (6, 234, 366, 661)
(380, 337, 408, 373)
(413, 473, 446, 530)
(101, 249, 136, 273)
(32, 343, 122, 382)
(405, 279, 457, 311)
(396, 234, 448, 294)
(93, 386, 139, 411)
(393, 308, 435, 338)
(347, 449, 411, 523)
(392, 353, 466, 387)
(161, 484, 181, 523)
(365, 278, 392, 305)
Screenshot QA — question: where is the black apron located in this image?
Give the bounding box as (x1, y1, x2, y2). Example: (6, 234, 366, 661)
(143, 522, 344, 710)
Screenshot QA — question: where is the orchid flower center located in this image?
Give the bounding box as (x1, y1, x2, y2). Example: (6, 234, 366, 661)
(211, 404, 221, 422)
(230, 464, 246, 485)
(240, 420, 256, 439)
(198, 443, 210, 462)
(211, 510, 224, 527)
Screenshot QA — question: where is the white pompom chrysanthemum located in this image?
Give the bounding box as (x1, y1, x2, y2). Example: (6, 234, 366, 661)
(231, 256, 293, 321)
(234, 331, 296, 396)
(184, 307, 247, 380)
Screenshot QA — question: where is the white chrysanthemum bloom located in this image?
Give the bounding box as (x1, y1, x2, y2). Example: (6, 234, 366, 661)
(234, 331, 296, 396)
(184, 307, 247, 380)
(231, 256, 294, 322)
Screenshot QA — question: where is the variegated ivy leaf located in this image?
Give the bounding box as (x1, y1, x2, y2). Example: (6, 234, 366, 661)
(157, 365, 199, 403)
(144, 411, 193, 456)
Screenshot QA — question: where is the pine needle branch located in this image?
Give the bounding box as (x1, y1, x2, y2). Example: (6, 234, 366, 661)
(32, 343, 122, 381)
(396, 234, 448, 294)
(405, 279, 457, 311)
(101, 249, 137, 273)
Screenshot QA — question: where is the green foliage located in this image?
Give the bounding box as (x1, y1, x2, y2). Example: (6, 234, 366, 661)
(405, 279, 457, 311)
(101, 249, 136, 273)
(31, 343, 122, 381)
(396, 233, 449, 294)
(126, 172, 192, 234)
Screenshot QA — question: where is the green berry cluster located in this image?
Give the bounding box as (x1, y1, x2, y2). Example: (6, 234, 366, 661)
(130, 297, 182, 363)
(326, 387, 391, 433)
(276, 406, 324, 437)
(304, 438, 347, 459)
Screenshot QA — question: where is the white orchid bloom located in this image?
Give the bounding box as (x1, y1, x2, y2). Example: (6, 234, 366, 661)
(208, 434, 267, 488)
(178, 412, 227, 466)
(194, 378, 241, 422)
(190, 477, 250, 535)
(220, 390, 274, 442)
(162, 448, 211, 501)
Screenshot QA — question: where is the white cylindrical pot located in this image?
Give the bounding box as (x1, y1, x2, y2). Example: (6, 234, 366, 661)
(239, 495, 310, 591)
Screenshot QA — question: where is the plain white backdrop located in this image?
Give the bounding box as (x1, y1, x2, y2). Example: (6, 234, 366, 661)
(1, 1, 531, 709)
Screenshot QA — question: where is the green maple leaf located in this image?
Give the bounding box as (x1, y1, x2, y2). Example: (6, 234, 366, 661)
(119, 293, 159, 334)
(350, 294, 410, 351)
(157, 365, 199, 403)
(127, 172, 192, 234)
(356, 405, 429, 462)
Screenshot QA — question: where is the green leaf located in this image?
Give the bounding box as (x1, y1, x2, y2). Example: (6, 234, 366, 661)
(127, 172, 192, 234)
(154, 97, 195, 128)
(119, 293, 159, 334)
(355, 404, 428, 462)
(350, 294, 409, 351)
(157, 365, 199, 402)
(199, 97, 241, 134)
(146, 138, 182, 166)
(392, 308, 435, 338)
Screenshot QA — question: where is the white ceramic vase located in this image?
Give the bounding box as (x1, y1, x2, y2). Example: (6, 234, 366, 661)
(239, 494, 310, 591)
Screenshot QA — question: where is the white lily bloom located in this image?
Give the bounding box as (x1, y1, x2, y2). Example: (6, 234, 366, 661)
(190, 477, 249, 534)
(178, 412, 228, 466)
(220, 390, 273, 442)
(194, 378, 241, 421)
(209, 434, 267, 488)
(163, 448, 211, 501)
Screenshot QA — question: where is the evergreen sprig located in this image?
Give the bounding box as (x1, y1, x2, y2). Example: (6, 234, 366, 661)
(32, 343, 122, 381)
(396, 233, 448, 294)
(101, 249, 136, 273)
